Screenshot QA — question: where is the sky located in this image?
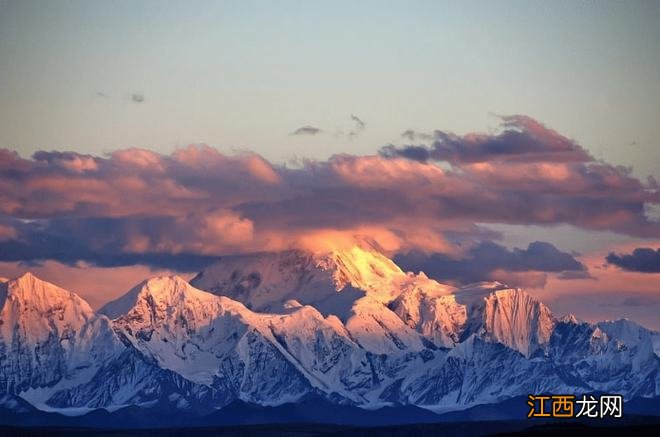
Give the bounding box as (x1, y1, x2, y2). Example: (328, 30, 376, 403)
(1, 1, 659, 328)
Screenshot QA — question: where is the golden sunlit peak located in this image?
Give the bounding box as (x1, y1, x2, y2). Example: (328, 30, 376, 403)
(313, 242, 405, 296)
(295, 228, 404, 256)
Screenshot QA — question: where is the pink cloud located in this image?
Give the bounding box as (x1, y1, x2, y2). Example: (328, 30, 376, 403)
(0, 115, 658, 269)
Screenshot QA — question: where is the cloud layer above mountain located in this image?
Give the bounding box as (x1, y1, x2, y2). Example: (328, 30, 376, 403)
(1, 116, 658, 278)
(395, 241, 588, 288)
(606, 247, 660, 272)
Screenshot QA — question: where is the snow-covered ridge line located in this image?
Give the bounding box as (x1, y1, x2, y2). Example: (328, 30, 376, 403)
(1, 245, 658, 414)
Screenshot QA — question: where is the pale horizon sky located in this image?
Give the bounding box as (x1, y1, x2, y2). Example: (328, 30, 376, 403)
(1, 0, 659, 179)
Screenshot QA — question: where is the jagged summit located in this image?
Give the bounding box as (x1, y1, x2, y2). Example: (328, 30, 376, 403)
(2, 272, 94, 319)
(100, 275, 216, 319)
(189, 246, 556, 356)
(323, 244, 405, 290)
(558, 313, 580, 324)
(189, 245, 406, 315)
(479, 288, 554, 357)
(0, 272, 121, 400)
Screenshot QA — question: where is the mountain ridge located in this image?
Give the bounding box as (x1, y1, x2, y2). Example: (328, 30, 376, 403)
(1, 245, 658, 421)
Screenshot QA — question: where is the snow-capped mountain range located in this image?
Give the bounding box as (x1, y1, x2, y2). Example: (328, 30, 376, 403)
(1, 244, 659, 417)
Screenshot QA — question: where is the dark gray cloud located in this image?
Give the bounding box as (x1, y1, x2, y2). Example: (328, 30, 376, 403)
(0, 216, 218, 271)
(131, 93, 145, 103)
(291, 125, 322, 136)
(606, 248, 660, 273)
(380, 144, 430, 162)
(395, 241, 587, 286)
(381, 115, 592, 163)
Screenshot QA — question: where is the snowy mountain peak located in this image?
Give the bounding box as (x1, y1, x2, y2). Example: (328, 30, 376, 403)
(190, 245, 408, 314)
(0, 273, 121, 398)
(389, 281, 555, 355)
(558, 313, 580, 324)
(188, 247, 559, 356)
(134, 275, 214, 304)
(477, 288, 555, 357)
(3, 272, 94, 316)
(100, 275, 216, 320)
(320, 245, 404, 293)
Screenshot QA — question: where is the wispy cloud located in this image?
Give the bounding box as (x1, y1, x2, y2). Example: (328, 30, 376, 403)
(292, 115, 366, 139)
(347, 114, 366, 139)
(95, 91, 145, 103)
(350, 114, 365, 131)
(290, 125, 322, 136)
(401, 129, 434, 142)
